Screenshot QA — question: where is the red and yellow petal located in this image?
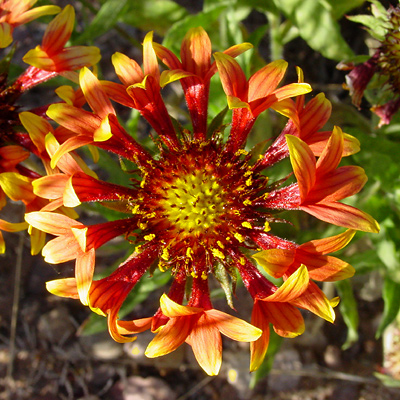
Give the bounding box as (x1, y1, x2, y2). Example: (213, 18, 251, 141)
(307, 166, 367, 203)
(42, 5, 74, 54)
(112, 52, 144, 86)
(248, 60, 288, 101)
(301, 202, 380, 233)
(80, 67, 114, 118)
(250, 301, 271, 372)
(290, 281, 338, 323)
(315, 126, 344, 175)
(143, 31, 160, 82)
(252, 248, 296, 278)
(180, 27, 211, 78)
(214, 52, 248, 99)
(159, 293, 202, 317)
(300, 229, 356, 255)
(286, 135, 316, 201)
(265, 264, 309, 303)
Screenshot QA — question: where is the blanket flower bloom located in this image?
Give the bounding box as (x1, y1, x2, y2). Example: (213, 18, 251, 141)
(26, 27, 379, 375)
(0, 0, 60, 48)
(338, 2, 400, 126)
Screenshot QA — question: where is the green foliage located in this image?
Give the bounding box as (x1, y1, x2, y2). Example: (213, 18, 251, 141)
(336, 280, 359, 349)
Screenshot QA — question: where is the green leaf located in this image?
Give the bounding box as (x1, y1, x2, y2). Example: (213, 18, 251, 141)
(335, 280, 359, 349)
(272, 0, 354, 61)
(162, 6, 227, 54)
(376, 276, 400, 338)
(326, 0, 366, 19)
(374, 372, 400, 388)
(121, 0, 188, 36)
(74, 0, 130, 44)
(346, 14, 389, 40)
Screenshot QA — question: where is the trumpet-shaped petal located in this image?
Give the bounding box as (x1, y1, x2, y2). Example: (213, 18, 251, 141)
(22, 5, 100, 72)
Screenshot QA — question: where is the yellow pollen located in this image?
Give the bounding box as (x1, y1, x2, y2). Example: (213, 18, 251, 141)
(211, 248, 225, 259)
(144, 234, 155, 241)
(246, 177, 253, 186)
(161, 247, 169, 261)
(242, 221, 252, 229)
(186, 247, 193, 259)
(234, 232, 245, 243)
(201, 270, 208, 280)
(264, 221, 271, 232)
(217, 241, 224, 249)
(243, 199, 252, 206)
(139, 222, 147, 230)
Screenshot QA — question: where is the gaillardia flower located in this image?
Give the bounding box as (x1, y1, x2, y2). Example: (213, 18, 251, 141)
(26, 28, 379, 375)
(339, 2, 400, 126)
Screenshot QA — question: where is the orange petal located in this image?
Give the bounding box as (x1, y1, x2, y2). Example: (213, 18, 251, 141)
(299, 93, 332, 139)
(159, 69, 195, 87)
(0, 219, 28, 232)
(206, 309, 262, 342)
(145, 316, 193, 357)
(46, 278, 79, 299)
(181, 27, 211, 77)
(300, 229, 356, 255)
(291, 281, 337, 323)
(250, 301, 271, 372)
(76, 248, 95, 306)
(301, 202, 380, 233)
(214, 52, 248, 99)
(187, 313, 222, 376)
(117, 317, 153, 335)
(80, 67, 114, 118)
(13, 5, 61, 25)
(143, 31, 160, 82)
(112, 52, 144, 86)
(54, 46, 101, 72)
(265, 264, 309, 303)
(316, 126, 343, 175)
(307, 132, 360, 157)
(42, 5, 74, 54)
(308, 166, 367, 203)
(248, 60, 288, 101)
(261, 302, 305, 338)
(286, 135, 316, 201)
(32, 174, 69, 199)
(252, 248, 296, 278)
(42, 235, 82, 263)
(93, 115, 113, 142)
(304, 255, 355, 282)
(107, 308, 137, 343)
(159, 293, 202, 317)
(25, 211, 82, 235)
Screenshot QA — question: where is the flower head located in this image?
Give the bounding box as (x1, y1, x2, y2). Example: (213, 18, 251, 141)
(27, 28, 378, 375)
(0, 0, 60, 48)
(339, 2, 400, 126)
